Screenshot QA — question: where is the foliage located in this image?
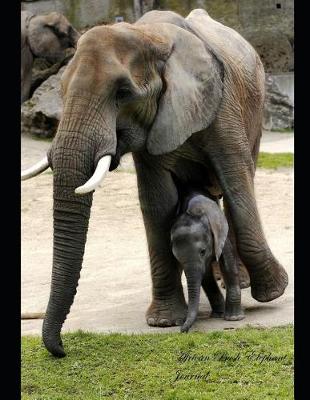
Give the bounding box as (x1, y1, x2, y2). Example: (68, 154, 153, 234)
(257, 152, 293, 169)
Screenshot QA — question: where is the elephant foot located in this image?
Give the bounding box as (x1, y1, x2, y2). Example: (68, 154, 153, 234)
(210, 300, 225, 318)
(146, 298, 187, 327)
(238, 261, 250, 289)
(249, 259, 288, 302)
(211, 311, 224, 318)
(224, 304, 244, 321)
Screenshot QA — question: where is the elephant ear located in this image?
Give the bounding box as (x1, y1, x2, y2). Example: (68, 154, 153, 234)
(204, 199, 228, 262)
(146, 23, 223, 155)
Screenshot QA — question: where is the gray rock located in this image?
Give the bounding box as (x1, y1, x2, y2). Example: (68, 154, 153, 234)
(263, 74, 294, 131)
(21, 66, 64, 138)
(244, 29, 294, 73)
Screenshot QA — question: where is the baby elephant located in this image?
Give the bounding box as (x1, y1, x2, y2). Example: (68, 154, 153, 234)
(171, 192, 245, 333)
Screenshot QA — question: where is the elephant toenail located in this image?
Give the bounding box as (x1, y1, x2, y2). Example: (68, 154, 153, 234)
(147, 318, 155, 326)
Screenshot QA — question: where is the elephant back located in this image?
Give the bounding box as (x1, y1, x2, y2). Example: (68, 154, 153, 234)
(186, 9, 259, 76)
(186, 9, 265, 152)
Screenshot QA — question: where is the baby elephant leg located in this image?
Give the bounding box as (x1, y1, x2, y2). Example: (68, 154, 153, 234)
(202, 268, 225, 318)
(220, 239, 245, 321)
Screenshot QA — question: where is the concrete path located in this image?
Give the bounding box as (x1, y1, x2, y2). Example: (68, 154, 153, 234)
(21, 131, 294, 335)
(260, 131, 294, 153)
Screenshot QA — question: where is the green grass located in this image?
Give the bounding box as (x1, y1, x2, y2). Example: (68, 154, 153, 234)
(270, 128, 294, 133)
(22, 325, 293, 400)
(257, 152, 293, 169)
(30, 134, 53, 142)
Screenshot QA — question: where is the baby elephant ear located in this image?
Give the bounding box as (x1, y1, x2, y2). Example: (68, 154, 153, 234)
(204, 198, 228, 262)
(146, 23, 223, 155)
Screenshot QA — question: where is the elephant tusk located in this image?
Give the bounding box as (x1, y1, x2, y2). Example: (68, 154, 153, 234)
(21, 312, 45, 320)
(75, 155, 112, 195)
(21, 156, 50, 181)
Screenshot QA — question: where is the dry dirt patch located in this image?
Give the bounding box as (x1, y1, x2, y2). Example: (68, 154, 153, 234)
(21, 137, 293, 335)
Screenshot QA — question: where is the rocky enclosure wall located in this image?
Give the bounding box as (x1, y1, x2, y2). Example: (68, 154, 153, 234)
(21, 0, 294, 133)
(21, 0, 135, 27)
(22, 0, 293, 74)
(272, 73, 294, 104)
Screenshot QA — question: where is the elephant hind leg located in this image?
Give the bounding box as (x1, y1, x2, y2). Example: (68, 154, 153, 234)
(205, 122, 288, 302)
(228, 122, 262, 288)
(223, 198, 250, 289)
(211, 201, 250, 290)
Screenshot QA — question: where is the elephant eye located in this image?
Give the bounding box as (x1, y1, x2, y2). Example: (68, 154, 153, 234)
(116, 87, 133, 103)
(200, 249, 206, 257)
(47, 25, 66, 39)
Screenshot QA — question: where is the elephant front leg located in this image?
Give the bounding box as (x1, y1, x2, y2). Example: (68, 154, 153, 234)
(219, 239, 244, 321)
(133, 154, 187, 327)
(205, 128, 288, 302)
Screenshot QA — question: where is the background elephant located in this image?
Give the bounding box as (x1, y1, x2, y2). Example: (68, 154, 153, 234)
(22, 9, 288, 357)
(21, 11, 80, 103)
(171, 190, 244, 333)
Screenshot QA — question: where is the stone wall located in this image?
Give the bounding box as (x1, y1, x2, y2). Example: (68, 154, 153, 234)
(21, 0, 294, 133)
(238, 0, 294, 73)
(21, 0, 135, 27)
(271, 73, 294, 104)
(22, 0, 294, 73)
(264, 73, 294, 131)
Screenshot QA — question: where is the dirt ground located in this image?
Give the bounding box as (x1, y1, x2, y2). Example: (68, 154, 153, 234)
(21, 134, 294, 335)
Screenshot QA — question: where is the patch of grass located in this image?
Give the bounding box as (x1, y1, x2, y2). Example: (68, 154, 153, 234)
(30, 135, 53, 142)
(270, 128, 294, 133)
(257, 152, 293, 169)
(22, 325, 293, 400)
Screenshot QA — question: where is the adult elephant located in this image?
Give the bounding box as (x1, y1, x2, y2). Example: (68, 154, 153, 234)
(21, 9, 288, 357)
(21, 11, 80, 103)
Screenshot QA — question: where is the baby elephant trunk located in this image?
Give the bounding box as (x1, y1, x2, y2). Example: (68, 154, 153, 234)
(181, 268, 203, 333)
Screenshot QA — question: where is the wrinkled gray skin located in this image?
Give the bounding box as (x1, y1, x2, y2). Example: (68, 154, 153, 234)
(171, 191, 244, 333)
(22, 9, 288, 357)
(21, 11, 80, 103)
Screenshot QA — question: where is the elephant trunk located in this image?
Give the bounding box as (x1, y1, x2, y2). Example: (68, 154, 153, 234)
(42, 94, 116, 357)
(181, 267, 203, 333)
(42, 194, 92, 357)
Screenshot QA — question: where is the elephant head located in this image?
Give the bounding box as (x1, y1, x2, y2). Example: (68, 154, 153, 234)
(21, 21, 223, 357)
(27, 11, 80, 63)
(171, 195, 228, 333)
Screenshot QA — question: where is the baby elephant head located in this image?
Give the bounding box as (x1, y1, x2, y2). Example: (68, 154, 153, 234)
(171, 195, 228, 332)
